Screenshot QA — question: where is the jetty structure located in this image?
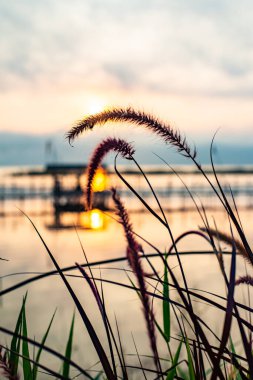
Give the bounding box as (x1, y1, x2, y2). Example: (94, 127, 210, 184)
(45, 164, 109, 212)
(1, 164, 253, 214)
(13, 163, 110, 212)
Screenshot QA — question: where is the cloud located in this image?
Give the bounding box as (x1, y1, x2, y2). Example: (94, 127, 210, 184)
(1, 0, 253, 94)
(1, 0, 253, 139)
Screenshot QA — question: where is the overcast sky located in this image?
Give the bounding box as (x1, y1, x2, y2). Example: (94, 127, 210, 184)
(1, 0, 253, 144)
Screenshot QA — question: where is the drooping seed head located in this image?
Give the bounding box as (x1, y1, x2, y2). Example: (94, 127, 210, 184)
(235, 275, 253, 286)
(66, 107, 197, 161)
(111, 187, 159, 371)
(86, 138, 134, 209)
(201, 227, 251, 266)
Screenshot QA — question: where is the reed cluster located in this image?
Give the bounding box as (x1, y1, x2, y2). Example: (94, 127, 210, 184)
(0, 107, 252, 379)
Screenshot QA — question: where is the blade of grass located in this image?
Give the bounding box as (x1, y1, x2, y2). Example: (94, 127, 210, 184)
(21, 301, 32, 379)
(229, 337, 242, 380)
(154, 319, 170, 345)
(163, 254, 170, 343)
(77, 263, 122, 377)
(33, 309, 56, 380)
(0, 324, 93, 379)
(185, 337, 196, 380)
(74, 273, 253, 335)
(5, 345, 69, 380)
(115, 157, 193, 311)
(166, 340, 182, 380)
(99, 272, 118, 378)
(211, 227, 236, 380)
(114, 315, 128, 380)
(131, 333, 147, 380)
(62, 312, 75, 379)
(0, 251, 232, 298)
(209, 136, 253, 265)
(20, 211, 116, 380)
(10, 293, 27, 376)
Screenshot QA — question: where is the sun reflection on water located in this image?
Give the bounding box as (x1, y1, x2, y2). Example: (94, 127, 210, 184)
(90, 209, 104, 229)
(79, 209, 105, 230)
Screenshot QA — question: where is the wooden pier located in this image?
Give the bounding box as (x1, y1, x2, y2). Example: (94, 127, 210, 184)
(0, 164, 253, 214)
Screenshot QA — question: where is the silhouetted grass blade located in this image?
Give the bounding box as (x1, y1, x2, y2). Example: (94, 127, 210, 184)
(163, 255, 170, 343)
(21, 211, 116, 380)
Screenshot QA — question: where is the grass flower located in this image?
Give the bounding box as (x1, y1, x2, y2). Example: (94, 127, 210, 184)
(235, 275, 253, 286)
(111, 188, 160, 372)
(86, 137, 134, 209)
(67, 107, 197, 160)
(201, 227, 252, 266)
(0, 347, 19, 380)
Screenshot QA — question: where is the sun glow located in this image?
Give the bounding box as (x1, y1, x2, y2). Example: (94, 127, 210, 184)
(87, 97, 107, 115)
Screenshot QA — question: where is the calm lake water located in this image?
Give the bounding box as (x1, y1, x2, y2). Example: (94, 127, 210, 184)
(0, 166, 252, 377)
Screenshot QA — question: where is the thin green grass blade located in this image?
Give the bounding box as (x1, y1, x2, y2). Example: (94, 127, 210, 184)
(114, 315, 128, 380)
(32, 309, 56, 380)
(154, 319, 169, 344)
(229, 337, 242, 380)
(230, 336, 236, 356)
(0, 324, 92, 379)
(178, 367, 188, 380)
(163, 255, 170, 343)
(10, 293, 27, 376)
(126, 273, 138, 293)
(22, 301, 32, 379)
(185, 338, 195, 380)
(62, 313, 75, 379)
(93, 372, 103, 380)
(166, 340, 182, 380)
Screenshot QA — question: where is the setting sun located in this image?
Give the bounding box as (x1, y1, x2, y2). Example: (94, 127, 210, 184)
(87, 97, 107, 115)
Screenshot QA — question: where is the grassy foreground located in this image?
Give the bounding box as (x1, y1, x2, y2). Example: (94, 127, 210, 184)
(1, 107, 253, 379)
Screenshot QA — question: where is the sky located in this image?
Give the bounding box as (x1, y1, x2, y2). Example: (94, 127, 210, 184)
(1, 0, 253, 146)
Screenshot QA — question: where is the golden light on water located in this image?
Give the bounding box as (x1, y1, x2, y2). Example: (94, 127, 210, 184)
(90, 209, 104, 229)
(79, 209, 105, 230)
(92, 167, 107, 192)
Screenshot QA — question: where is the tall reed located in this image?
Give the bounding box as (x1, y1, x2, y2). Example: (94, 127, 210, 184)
(0, 106, 252, 379)
(86, 137, 134, 209)
(111, 188, 160, 372)
(67, 107, 197, 160)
